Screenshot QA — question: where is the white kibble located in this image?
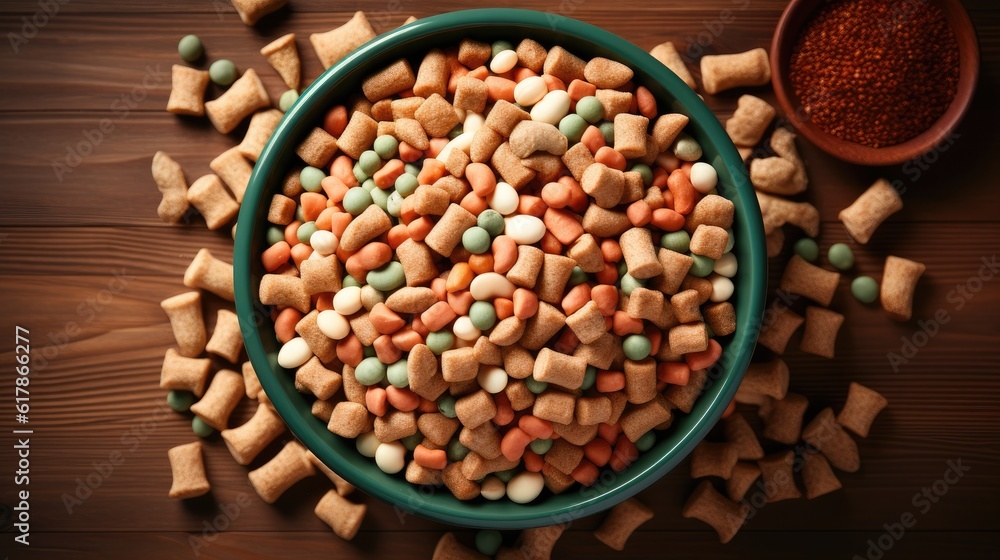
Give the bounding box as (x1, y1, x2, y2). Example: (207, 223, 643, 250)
(513, 76, 547, 106)
(333, 286, 363, 315)
(478, 365, 509, 394)
(507, 471, 544, 503)
(310, 230, 339, 256)
(709, 274, 735, 303)
(374, 441, 407, 474)
(464, 112, 485, 135)
(436, 131, 473, 163)
(490, 49, 519, 74)
(356, 432, 380, 457)
(714, 253, 738, 278)
(277, 337, 312, 368)
(690, 162, 719, 194)
(530, 90, 571, 125)
(469, 272, 516, 301)
(480, 476, 506, 500)
(504, 214, 546, 245)
(317, 310, 350, 340)
(488, 182, 519, 215)
(453, 316, 482, 341)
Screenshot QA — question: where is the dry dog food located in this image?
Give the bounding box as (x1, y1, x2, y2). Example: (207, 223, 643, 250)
(257, 39, 743, 502)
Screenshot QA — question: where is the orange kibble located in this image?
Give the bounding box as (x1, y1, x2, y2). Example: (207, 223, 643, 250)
(366, 386, 388, 417)
(448, 290, 474, 316)
(500, 427, 533, 462)
(414, 445, 448, 470)
(666, 168, 697, 214)
(518, 195, 547, 218)
(315, 207, 338, 231)
(561, 283, 592, 316)
(386, 386, 421, 412)
(584, 438, 613, 467)
(290, 243, 313, 268)
(596, 371, 626, 393)
(567, 79, 597, 101)
(581, 125, 606, 154)
(513, 67, 538, 82)
(657, 361, 691, 385)
(430, 278, 448, 301)
(418, 159, 447, 186)
(512, 288, 539, 320)
(329, 212, 352, 238)
(610, 435, 638, 472)
(626, 200, 652, 227)
(523, 449, 544, 472)
(494, 297, 514, 320)
(314, 293, 334, 312)
(369, 303, 405, 335)
(485, 76, 517, 102)
(323, 105, 348, 137)
(635, 86, 657, 119)
(540, 181, 572, 209)
(387, 224, 410, 249)
(594, 146, 627, 171)
(391, 327, 424, 352)
(493, 392, 515, 426)
(468, 253, 494, 275)
(262, 241, 291, 272)
(373, 158, 405, 189)
(466, 163, 497, 197)
(447, 263, 474, 292)
(373, 334, 402, 364)
(418, 397, 438, 413)
(686, 339, 723, 370)
(598, 422, 621, 444)
(612, 311, 644, 336)
(300, 192, 328, 222)
(284, 220, 301, 246)
(274, 307, 302, 344)
(645, 325, 662, 355)
(560, 175, 590, 213)
(460, 191, 488, 216)
(467, 65, 489, 81)
(540, 231, 563, 255)
(542, 74, 566, 91)
(651, 166, 669, 188)
(492, 235, 518, 274)
(406, 216, 435, 241)
(600, 239, 623, 262)
(651, 208, 685, 231)
(595, 261, 619, 285)
(337, 334, 364, 367)
(398, 141, 423, 163)
(571, 459, 600, 486)
(330, 155, 358, 187)
(427, 138, 449, 159)
(591, 284, 619, 316)
(543, 207, 585, 245)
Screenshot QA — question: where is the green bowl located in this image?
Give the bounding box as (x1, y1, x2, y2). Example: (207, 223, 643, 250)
(235, 8, 766, 529)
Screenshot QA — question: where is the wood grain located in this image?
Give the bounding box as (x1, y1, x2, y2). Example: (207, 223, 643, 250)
(0, 0, 997, 558)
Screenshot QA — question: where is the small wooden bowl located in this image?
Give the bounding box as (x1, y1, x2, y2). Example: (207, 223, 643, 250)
(770, 0, 980, 166)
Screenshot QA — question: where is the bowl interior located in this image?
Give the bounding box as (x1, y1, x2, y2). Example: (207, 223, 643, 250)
(235, 8, 767, 529)
(770, 0, 980, 166)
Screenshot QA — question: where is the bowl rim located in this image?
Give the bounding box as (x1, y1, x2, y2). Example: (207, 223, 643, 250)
(770, 0, 980, 166)
(235, 8, 767, 528)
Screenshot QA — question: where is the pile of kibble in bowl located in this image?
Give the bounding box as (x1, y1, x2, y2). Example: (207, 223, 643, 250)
(259, 38, 738, 504)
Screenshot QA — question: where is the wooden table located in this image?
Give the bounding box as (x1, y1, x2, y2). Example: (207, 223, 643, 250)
(1, 1, 997, 558)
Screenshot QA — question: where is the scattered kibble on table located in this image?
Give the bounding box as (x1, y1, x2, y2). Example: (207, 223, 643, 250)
(793, 237, 819, 262)
(851, 276, 879, 303)
(177, 34, 203, 62)
(827, 242, 854, 270)
(209, 59, 238, 87)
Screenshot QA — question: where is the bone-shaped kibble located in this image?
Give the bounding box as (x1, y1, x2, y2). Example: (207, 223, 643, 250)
(160, 291, 206, 358)
(160, 348, 212, 397)
(508, 120, 568, 159)
(314, 489, 366, 541)
(189, 369, 244, 430)
(700, 48, 771, 95)
(186, 174, 239, 230)
(310, 11, 376, 69)
(183, 248, 235, 301)
(260, 33, 300, 90)
(880, 255, 925, 321)
(168, 441, 211, 499)
(248, 440, 317, 503)
(594, 498, 653, 551)
(209, 147, 253, 204)
(726, 94, 775, 147)
(204, 68, 270, 134)
(151, 152, 190, 223)
(205, 308, 244, 363)
(221, 401, 286, 465)
(836, 382, 889, 438)
(682, 480, 747, 543)
(839, 178, 903, 244)
(756, 191, 819, 237)
(166, 65, 209, 116)
(231, 0, 287, 26)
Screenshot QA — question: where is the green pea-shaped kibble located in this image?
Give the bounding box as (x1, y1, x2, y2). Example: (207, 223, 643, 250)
(370, 186, 390, 211)
(343, 187, 373, 216)
(580, 366, 597, 391)
(462, 227, 492, 254)
(491, 40, 514, 58)
(437, 395, 457, 418)
(299, 166, 326, 192)
(673, 133, 703, 162)
(794, 238, 820, 262)
(559, 113, 588, 143)
(447, 437, 470, 460)
(177, 34, 203, 62)
(342, 275, 362, 288)
(296, 221, 317, 244)
(617, 260, 629, 277)
(404, 163, 421, 176)
(494, 468, 517, 483)
(352, 162, 368, 184)
(167, 390, 196, 412)
(851, 276, 879, 303)
(374, 135, 398, 159)
(634, 431, 656, 452)
(192, 416, 214, 437)
(661, 230, 691, 253)
(477, 209, 505, 237)
(386, 190, 404, 217)
(386, 358, 409, 388)
(367, 261, 405, 291)
(401, 433, 423, 451)
(623, 334, 652, 360)
(395, 173, 419, 197)
(354, 357, 387, 385)
(569, 266, 587, 286)
(828, 243, 855, 270)
(359, 150, 382, 176)
(362, 178, 378, 192)
(278, 89, 298, 112)
(266, 226, 285, 246)
(631, 163, 653, 186)
(426, 330, 454, 354)
(529, 438, 553, 455)
(599, 121, 615, 144)
(476, 530, 503, 557)
(620, 273, 645, 295)
(689, 254, 715, 277)
(469, 301, 497, 330)
(575, 96, 604, 123)
(525, 376, 548, 394)
(209, 59, 238, 87)
(447, 125, 463, 140)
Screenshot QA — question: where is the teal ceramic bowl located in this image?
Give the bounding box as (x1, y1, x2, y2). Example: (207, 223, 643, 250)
(235, 8, 766, 529)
